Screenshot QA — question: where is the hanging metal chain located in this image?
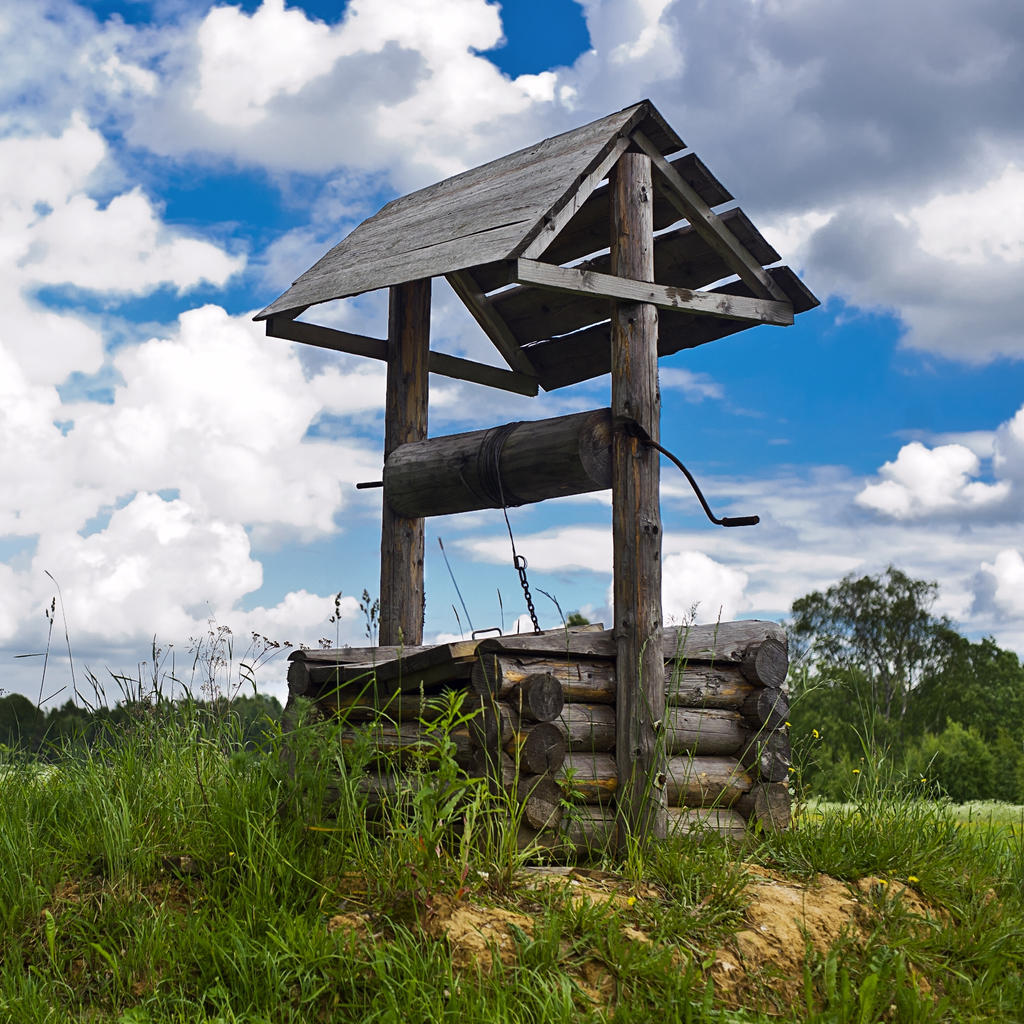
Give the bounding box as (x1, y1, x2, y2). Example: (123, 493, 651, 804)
(509, 534, 541, 633)
(489, 427, 542, 634)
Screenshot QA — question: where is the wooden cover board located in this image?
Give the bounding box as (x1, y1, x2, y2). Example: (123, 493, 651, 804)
(256, 101, 684, 321)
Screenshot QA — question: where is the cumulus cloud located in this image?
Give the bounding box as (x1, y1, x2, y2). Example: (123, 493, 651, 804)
(856, 441, 1010, 518)
(0, 115, 243, 386)
(974, 549, 1024, 619)
(129, 0, 562, 184)
(661, 550, 750, 624)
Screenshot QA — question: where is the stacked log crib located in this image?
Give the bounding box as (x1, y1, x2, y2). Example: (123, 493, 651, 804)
(285, 619, 791, 851)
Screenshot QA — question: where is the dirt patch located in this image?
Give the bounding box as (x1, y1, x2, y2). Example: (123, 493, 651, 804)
(318, 863, 943, 1013)
(712, 865, 864, 1009)
(711, 866, 942, 1011)
(518, 866, 661, 911)
(423, 893, 534, 970)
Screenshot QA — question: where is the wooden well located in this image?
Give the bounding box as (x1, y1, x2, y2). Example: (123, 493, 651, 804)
(258, 99, 818, 846)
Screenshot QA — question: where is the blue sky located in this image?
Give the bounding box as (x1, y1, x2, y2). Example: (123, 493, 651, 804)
(2, 0, 1023, 704)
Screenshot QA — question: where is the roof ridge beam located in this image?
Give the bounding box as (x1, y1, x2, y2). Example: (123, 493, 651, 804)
(514, 259, 793, 326)
(631, 130, 789, 303)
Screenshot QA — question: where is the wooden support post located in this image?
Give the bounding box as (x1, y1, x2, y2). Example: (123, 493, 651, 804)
(379, 279, 430, 646)
(611, 150, 666, 846)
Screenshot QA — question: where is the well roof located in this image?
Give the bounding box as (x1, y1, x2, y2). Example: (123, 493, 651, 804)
(256, 100, 818, 393)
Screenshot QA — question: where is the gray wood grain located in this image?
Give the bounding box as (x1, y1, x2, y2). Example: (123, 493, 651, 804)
(610, 150, 666, 844)
(257, 104, 652, 318)
(522, 265, 819, 390)
(492, 207, 779, 343)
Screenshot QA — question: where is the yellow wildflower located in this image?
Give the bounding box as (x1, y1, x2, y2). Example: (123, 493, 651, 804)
(908, 875, 919, 884)
(812, 728, 820, 739)
(852, 768, 860, 774)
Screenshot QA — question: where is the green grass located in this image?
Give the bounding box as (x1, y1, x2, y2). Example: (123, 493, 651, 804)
(1, 704, 1022, 1023)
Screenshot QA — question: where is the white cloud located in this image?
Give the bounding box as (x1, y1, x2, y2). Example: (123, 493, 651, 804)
(659, 367, 722, 401)
(27, 187, 242, 295)
(993, 405, 1024, 482)
(193, 0, 348, 126)
(855, 441, 1010, 518)
(661, 550, 750, 624)
(131, 0, 563, 184)
(61, 304, 383, 538)
(900, 163, 1024, 267)
(0, 115, 243, 386)
(977, 549, 1024, 619)
(31, 492, 260, 643)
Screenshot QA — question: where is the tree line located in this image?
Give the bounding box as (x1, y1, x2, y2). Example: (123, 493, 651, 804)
(788, 566, 1024, 803)
(0, 692, 283, 760)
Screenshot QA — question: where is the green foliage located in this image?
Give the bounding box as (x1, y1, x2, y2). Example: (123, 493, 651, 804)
(906, 722, 997, 803)
(907, 628, 1024, 743)
(790, 565, 948, 722)
(789, 566, 1024, 804)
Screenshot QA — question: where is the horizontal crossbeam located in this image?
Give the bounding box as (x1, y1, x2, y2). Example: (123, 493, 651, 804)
(513, 259, 793, 326)
(265, 317, 539, 396)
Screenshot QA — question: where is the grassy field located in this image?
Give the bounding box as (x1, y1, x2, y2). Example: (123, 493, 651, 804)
(1, 704, 1022, 1023)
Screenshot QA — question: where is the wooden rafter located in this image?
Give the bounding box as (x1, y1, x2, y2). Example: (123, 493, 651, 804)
(632, 130, 790, 303)
(517, 135, 634, 261)
(444, 270, 537, 377)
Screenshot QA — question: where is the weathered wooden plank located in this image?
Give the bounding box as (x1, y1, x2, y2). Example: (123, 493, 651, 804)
(523, 804, 747, 851)
(739, 730, 791, 783)
(425, 349, 539, 396)
(558, 752, 752, 808)
(554, 704, 746, 758)
(383, 408, 613, 518)
(473, 652, 760, 707)
(475, 620, 786, 662)
(610, 150, 666, 846)
(339, 722, 474, 767)
(735, 782, 790, 830)
(557, 702, 617, 751)
(536, 151, 733, 272)
(503, 721, 567, 775)
(741, 687, 790, 731)
(663, 708, 747, 756)
(291, 644, 433, 666)
(379, 280, 429, 646)
(325, 687, 472, 723)
(258, 105, 651, 318)
(264, 315, 538, 396)
(740, 637, 789, 689)
(259, 221, 530, 319)
(445, 269, 538, 376)
(491, 207, 778, 343)
(518, 135, 633, 260)
(667, 806, 748, 839)
(514, 259, 793, 326)
(303, 622, 785, 696)
(521, 265, 818, 390)
(634, 130, 789, 302)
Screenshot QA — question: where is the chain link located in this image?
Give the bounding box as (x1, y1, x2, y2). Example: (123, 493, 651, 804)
(513, 553, 541, 633)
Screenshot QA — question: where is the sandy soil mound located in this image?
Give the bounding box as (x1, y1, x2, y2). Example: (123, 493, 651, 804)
(322, 863, 942, 1012)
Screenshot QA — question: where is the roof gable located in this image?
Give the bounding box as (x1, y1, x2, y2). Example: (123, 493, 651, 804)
(257, 102, 683, 320)
(256, 100, 819, 393)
